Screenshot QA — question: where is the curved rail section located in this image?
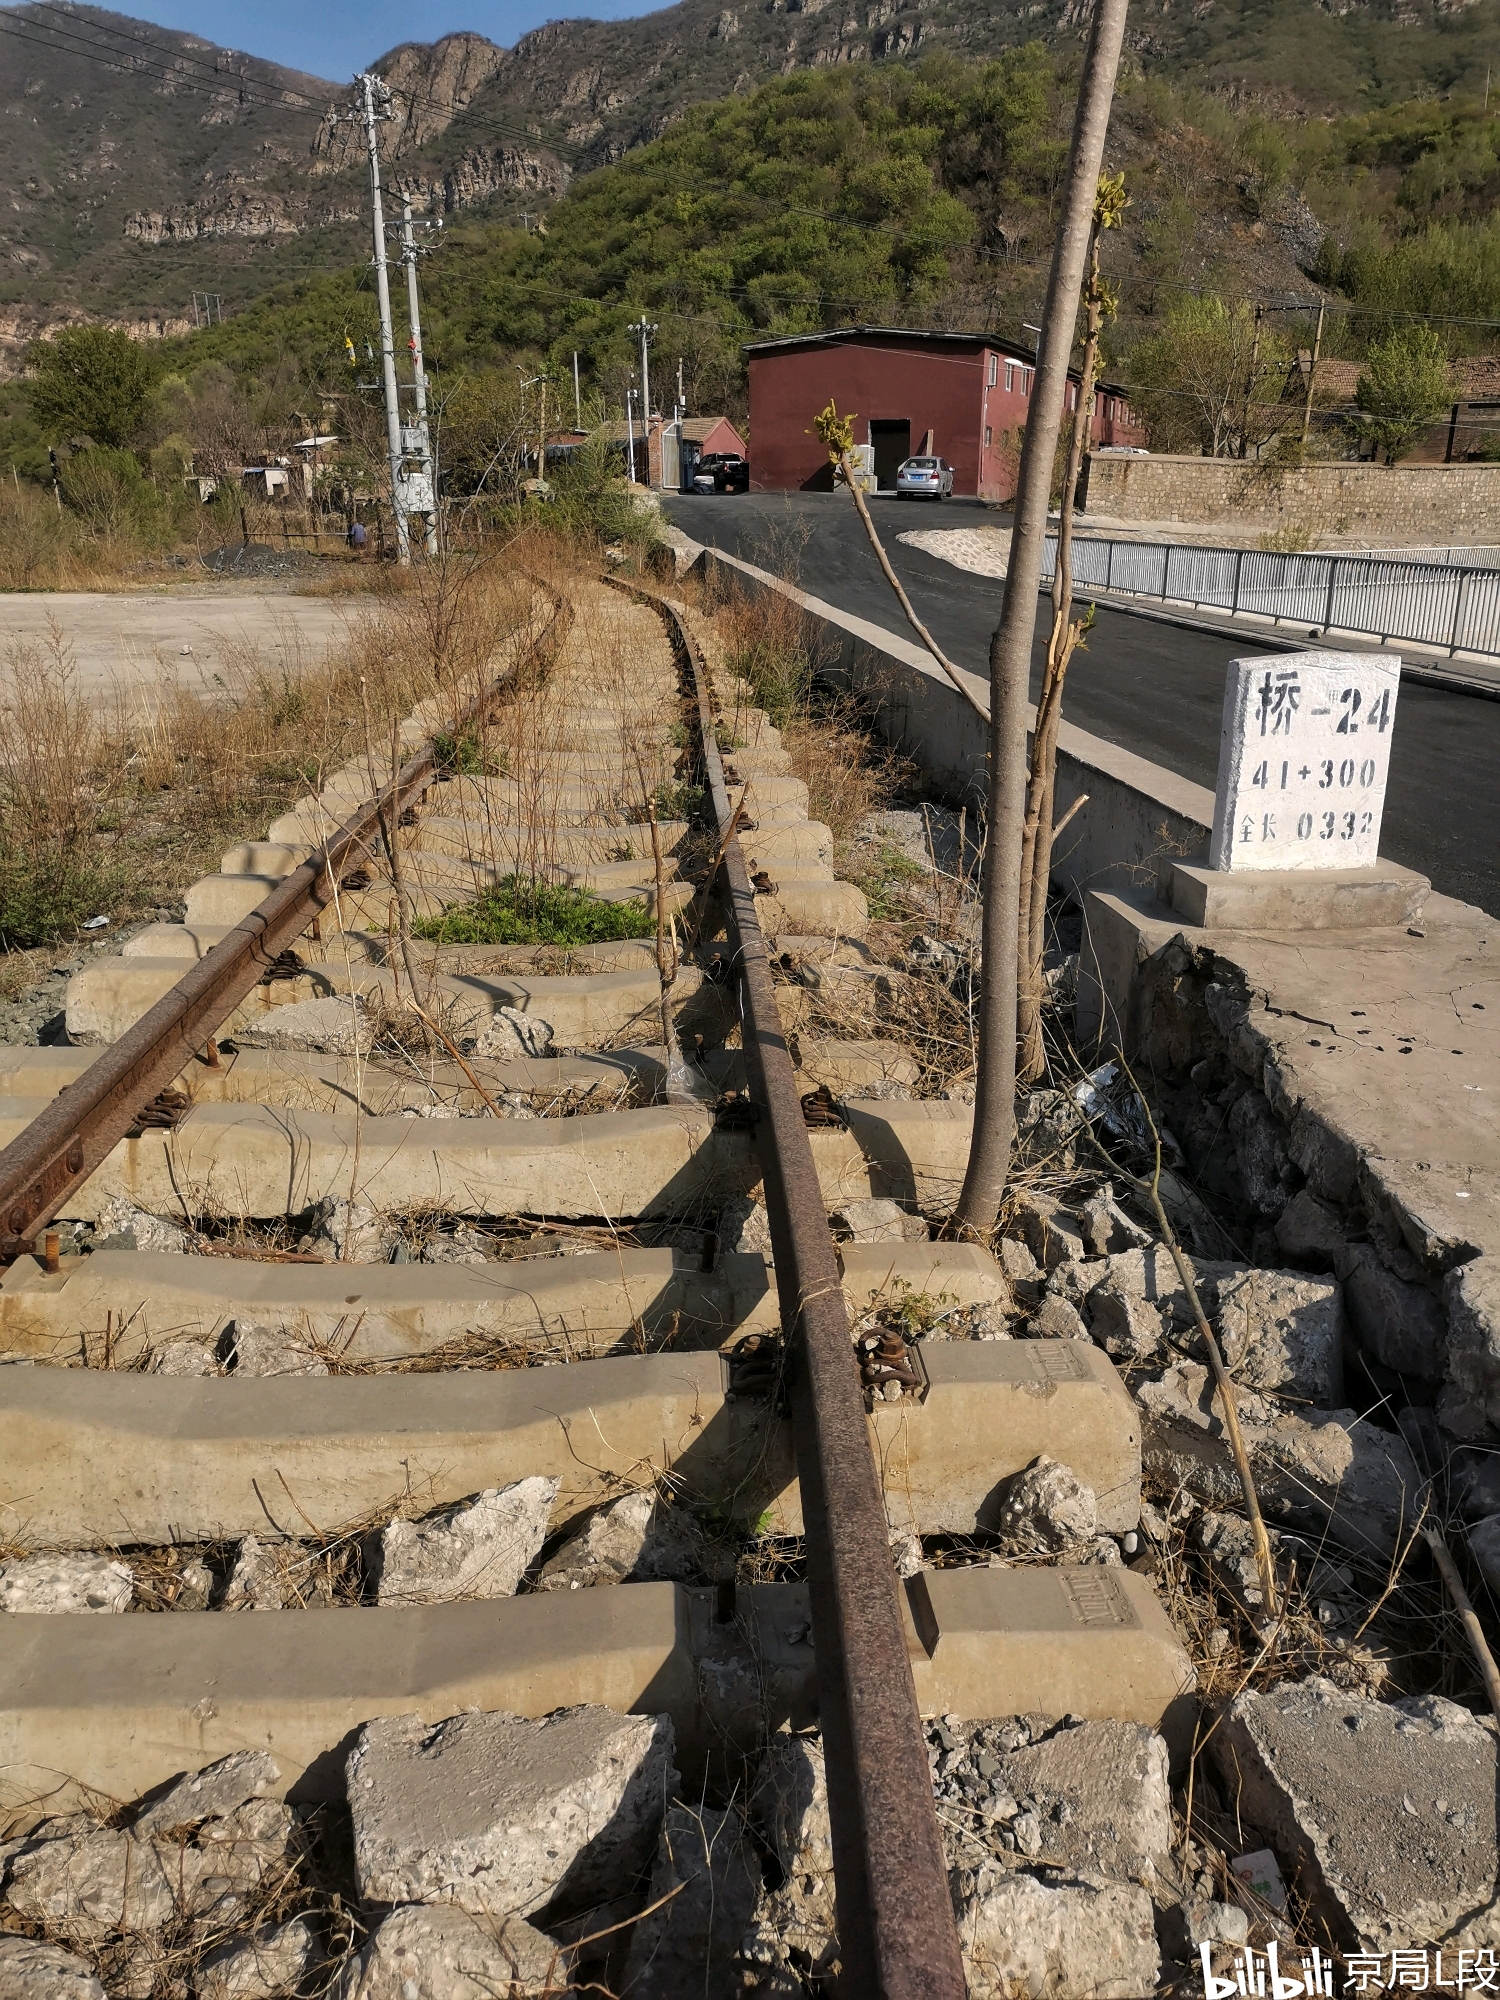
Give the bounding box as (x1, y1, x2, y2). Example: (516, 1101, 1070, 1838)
(621, 577, 968, 1997)
(0, 571, 963, 1994)
(0, 593, 571, 1258)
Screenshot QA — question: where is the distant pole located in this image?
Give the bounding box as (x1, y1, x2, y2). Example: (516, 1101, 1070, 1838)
(357, 72, 409, 565)
(1300, 300, 1325, 460)
(400, 200, 438, 558)
(626, 387, 636, 485)
(539, 377, 548, 486)
(573, 351, 582, 429)
(628, 318, 658, 482)
(677, 355, 684, 416)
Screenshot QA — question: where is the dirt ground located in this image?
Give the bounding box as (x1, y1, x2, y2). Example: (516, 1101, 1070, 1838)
(0, 587, 379, 710)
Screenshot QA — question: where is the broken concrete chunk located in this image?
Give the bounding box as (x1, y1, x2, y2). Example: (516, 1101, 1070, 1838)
(718, 1193, 772, 1257)
(1012, 1194, 1087, 1271)
(471, 1007, 554, 1060)
(958, 1869, 1160, 2000)
(744, 1739, 837, 1995)
(932, 1716, 1171, 1883)
(172, 1558, 215, 1612)
(1077, 1186, 1152, 1260)
(1027, 1296, 1088, 1341)
(1435, 1381, 1491, 1443)
(90, 1194, 191, 1255)
(1444, 1256, 1500, 1428)
(148, 1336, 221, 1376)
(4, 1831, 181, 1940)
(828, 1196, 927, 1244)
(304, 1196, 395, 1263)
(1228, 1091, 1296, 1218)
(1140, 1364, 1420, 1559)
(0, 1554, 132, 1615)
(1215, 1267, 1344, 1405)
(753, 1735, 832, 1876)
(1469, 1514, 1500, 1596)
(132, 1751, 281, 1837)
(620, 1802, 762, 1999)
(997, 1455, 1098, 1555)
(1212, 1677, 1500, 1953)
(536, 1489, 709, 1592)
(374, 1477, 557, 1605)
(997, 1235, 1038, 1284)
(328, 1904, 570, 2000)
(1273, 1189, 1347, 1271)
(347, 1706, 678, 1919)
(218, 1317, 329, 1378)
(1159, 1898, 1249, 1958)
(1087, 1282, 1169, 1364)
(196, 1918, 320, 2000)
(237, 993, 375, 1055)
(222, 1536, 291, 1611)
(1342, 1244, 1447, 1383)
(0, 1937, 105, 2000)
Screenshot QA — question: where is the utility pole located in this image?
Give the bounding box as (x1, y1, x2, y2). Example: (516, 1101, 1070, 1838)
(628, 318, 657, 482)
(1240, 303, 1263, 461)
(625, 386, 637, 486)
(538, 377, 548, 486)
(1300, 300, 1326, 462)
(400, 200, 438, 557)
(677, 355, 684, 418)
(355, 72, 409, 564)
(573, 352, 581, 430)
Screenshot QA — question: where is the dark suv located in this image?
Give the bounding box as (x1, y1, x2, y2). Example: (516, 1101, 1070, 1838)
(690, 452, 749, 494)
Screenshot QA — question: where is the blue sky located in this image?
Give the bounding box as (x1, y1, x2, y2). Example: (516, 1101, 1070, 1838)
(130, 1, 659, 83)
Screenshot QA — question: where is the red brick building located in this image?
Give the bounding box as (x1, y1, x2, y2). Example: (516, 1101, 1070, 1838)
(745, 326, 1142, 501)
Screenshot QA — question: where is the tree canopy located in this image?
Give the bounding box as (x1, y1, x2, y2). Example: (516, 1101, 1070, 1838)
(27, 324, 159, 449)
(1353, 325, 1455, 463)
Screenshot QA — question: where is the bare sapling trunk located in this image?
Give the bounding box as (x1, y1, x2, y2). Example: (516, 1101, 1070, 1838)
(951, 0, 1131, 1237)
(811, 404, 988, 725)
(1015, 174, 1127, 1087)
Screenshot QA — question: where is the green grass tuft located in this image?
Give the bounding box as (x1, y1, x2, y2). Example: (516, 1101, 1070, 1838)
(412, 876, 656, 946)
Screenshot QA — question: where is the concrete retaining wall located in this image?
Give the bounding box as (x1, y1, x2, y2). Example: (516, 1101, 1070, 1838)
(682, 541, 1213, 904)
(1083, 454, 1500, 543)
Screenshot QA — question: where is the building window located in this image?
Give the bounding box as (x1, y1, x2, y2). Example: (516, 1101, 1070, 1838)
(1004, 362, 1015, 393)
(984, 426, 993, 448)
(988, 354, 998, 387)
(1023, 368, 1033, 396)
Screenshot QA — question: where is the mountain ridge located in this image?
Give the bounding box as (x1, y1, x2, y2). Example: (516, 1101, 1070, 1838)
(0, 0, 1495, 343)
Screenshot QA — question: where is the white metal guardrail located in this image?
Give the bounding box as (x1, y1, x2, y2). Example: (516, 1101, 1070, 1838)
(1363, 544, 1500, 570)
(1045, 537, 1500, 660)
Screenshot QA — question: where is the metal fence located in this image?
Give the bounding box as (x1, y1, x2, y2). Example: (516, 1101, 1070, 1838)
(1363, 544, 1500, 570)
(1043, 536, 1500, 659)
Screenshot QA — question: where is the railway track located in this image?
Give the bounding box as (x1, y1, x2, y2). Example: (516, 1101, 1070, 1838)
(0, 571, 1194, 1997)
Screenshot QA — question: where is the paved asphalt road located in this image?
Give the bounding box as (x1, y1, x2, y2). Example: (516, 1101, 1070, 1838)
(666, 491, 1500, 918)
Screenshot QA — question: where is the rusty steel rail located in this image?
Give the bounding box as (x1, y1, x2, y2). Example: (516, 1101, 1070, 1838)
(621, 575, 968, 2000)
(0, 591, 570, 1256)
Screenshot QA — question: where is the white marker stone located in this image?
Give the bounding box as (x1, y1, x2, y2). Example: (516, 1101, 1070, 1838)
(1209, 651, 1401, 872)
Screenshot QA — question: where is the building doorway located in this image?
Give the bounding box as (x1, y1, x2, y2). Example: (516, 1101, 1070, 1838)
(869, 419, 911, 492)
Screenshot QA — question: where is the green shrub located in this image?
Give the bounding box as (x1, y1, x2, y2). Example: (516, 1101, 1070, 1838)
(412, 876, 656, 945)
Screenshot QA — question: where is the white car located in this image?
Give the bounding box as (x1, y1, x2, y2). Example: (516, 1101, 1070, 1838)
(895, 455, 954, 499)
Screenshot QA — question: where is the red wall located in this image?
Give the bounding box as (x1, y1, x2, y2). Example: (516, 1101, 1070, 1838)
(747, 337, 1141, 501)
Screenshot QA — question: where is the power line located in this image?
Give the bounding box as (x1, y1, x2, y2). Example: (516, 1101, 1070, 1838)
(0, 11, 315, 114)
(19, 0, 323, 106)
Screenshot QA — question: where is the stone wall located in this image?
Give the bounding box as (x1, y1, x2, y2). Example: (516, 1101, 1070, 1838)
(1083, 454, 1500, 543)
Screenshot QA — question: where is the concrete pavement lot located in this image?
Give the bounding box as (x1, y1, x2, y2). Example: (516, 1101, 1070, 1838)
(0, 589, 375, 707)
(667, 490, 1500, 918)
